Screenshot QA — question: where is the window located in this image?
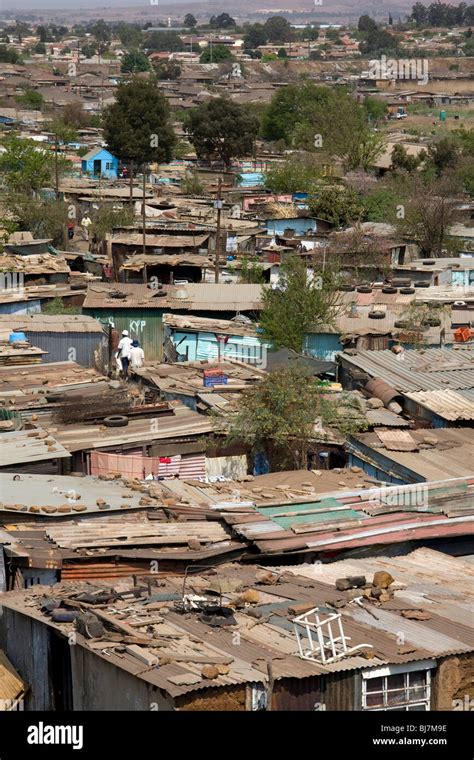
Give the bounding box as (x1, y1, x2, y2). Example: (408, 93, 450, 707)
(105, 162, 113, 170)
(250, 684, 267, 711)
(362, 662, 433, 711)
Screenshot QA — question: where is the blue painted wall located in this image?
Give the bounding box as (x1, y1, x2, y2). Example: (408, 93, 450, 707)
(304, 333, 342, 362)
(266, 217, 317, 236)
(82, 149, 118, 179)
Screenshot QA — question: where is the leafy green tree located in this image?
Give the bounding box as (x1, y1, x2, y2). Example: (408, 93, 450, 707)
(81, 43, 97, 59)
(396, 177, 458, 258)
(224, 364, 365, 470)
(360, 28, 399, 55)
(185, 98, 258, 168)
(103, 77, 175, 203)
(47, 119, 76, 198)
(264, 16, 294, 42)
(391, 144, 426, 172)
(364, 96, 387, 121)
(33, 41, 46, 54)
(243, 24, 267, 49)
(91, 19, 111, 61)
(116, 22, 143, 49)
(209, 13, 236, 29)
(15, 88, 43, 109)
(427, 136, 459, 175)
(121, 50, 150, 73)
(153, 60, 182, 80)
(358, 15, 377, 32)
(260, 256, 341, 353)
(144, 30, 184, 52)
(277, 47, 287, 58)
(6, 196, 69, 246)
(181, 170, 204, 195)
(184, 14, 197, 28)
(0, 45, 22, 63)
(200, 44, 232, 63)
(89, 203, 135, 252)
(265, 156, 324, 194)
(0, 136, 56, 194)
(308, 185, 366, 228)
(410, 2, 429, 26)
(364, 187, 400, 223)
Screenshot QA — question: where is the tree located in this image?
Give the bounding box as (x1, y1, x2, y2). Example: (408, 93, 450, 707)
(264, 16, 294, 43)
(37, 25, 48, 42)
(360, 28, 399, 55)
(224, 364, 365, 471)
(410, 2, 429, 26)
(0, 136, 56, 194)
(184, 14, 197, 28)
(391, 144, 426, 172)
(89, 203, 135, 255)
(144, 31, 184, 52)
(209, 13, 236, 29)
(91, 19, 111, 61)
(427, 136, 460, 175)
(185, 98, 259, 168)
(81, 43, 97, 59)
(47, 118, 76, 198)
(277, 47, 287, 58)
(15, 88, 43, 109)
(103, 77, 176, 213)
(5, 195, 69, 246)
(243, 24, 267, 49)
(358, 15, 377, 32)
(307, 185, 366, 228)
(153, 60, 182, 80)
(121, 50, 150, 73)
(33, 41, 46, 54)
(397, 178, 458, 258)
(61, 102, 91, 129)
(200, 44, 232, 63)
(364, 96, 387, 121)
(0, 45, 22, 63)
(116, 22, 143, 49)
(260, 256, 341, 353)
(262, 82, 382, 170)
(265, 156, 324, 194)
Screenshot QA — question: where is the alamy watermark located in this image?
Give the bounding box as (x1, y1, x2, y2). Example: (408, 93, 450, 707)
(368, 55, 429, 86)
(0, 271, 24, 295)
(368, 484, 429, 509)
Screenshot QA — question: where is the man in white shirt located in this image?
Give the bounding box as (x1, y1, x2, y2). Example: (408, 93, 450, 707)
(130, 340, 145, 370)
(117, 330, 133, 377)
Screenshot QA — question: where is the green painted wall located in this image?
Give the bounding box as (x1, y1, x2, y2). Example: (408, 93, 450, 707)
(83, 308, 164, 361)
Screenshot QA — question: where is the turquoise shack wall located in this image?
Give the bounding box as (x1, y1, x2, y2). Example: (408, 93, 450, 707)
(304, 333, 342, 362)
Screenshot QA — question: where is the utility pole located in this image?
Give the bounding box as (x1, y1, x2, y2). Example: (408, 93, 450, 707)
(142, 166, 147, 283)
(214, 177, 223, 284)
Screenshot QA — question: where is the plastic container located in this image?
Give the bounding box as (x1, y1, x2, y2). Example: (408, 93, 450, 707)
(9, 331, 26, 343)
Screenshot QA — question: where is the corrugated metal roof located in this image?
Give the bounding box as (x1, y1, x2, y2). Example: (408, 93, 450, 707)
(339, 347, 474, 391)
(0, 315, 104, 335)
(405, 389, 474, 420)
(112, 233, 209, 248)
(0, 429, 70, 468)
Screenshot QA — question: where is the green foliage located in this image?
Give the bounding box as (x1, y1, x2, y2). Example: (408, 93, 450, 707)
(43, 297, 80, 315)
(33, 42, 47, 54)
(0, 136, 56, 194)
(153, 60, 182, 80)
(116, 22, 143, 49)
(89, 203, 135, 242)
(144, 31, 184, 52)
(121, 50, 150, 73)
(277, 47, 287, 58)
(359, 28, 399, 55)
(184, 14, 197, 28)
(364, 96, 387, 121)
(264, 157, 324, 194)
(364, 187, 400, 223)
(181, 170, 204, 195)
(209, 13, 236, 29)
(200, 44, 232, 63)
(396, 177, 458, 258)
(185, 98, 259, 168)
(0, 45, 22, 63)
(392, 144, 426, 172)
(243, 24, 267, 49)
(81, 43, 97, 59)
(358, 15, 377, 32)
(307, 185, 367, 228)
(225, 364, 366, 470)
(239, 255, 264, 284)
(427, 136, 459, 175)
(103, 78, 175, 166)
(262, 82, 382, 170)
(259, 256, 341, 353)
(91, 19, 111, 57)
(15, 88, 43, 109)
(6, 195, 68, 245)
(264, 16, 294, 43)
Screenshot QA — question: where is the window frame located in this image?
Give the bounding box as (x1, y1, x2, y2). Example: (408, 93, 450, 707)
(362, 660, 434, 712)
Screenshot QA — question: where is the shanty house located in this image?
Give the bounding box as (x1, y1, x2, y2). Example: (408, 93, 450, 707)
(81, 147, 118, 180)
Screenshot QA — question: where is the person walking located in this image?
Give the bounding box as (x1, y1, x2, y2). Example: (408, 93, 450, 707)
(117, 330, 133, 378)
(130, 339, 145, 370)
